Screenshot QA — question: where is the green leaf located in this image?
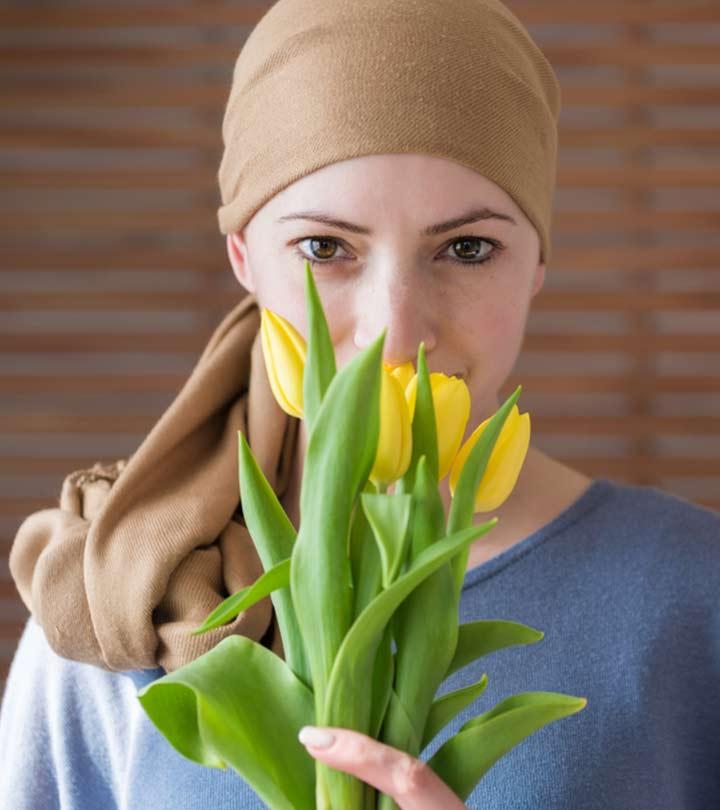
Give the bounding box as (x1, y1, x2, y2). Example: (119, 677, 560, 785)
(427, 690, 588, 801)
(446, 619, 545, 678)
(360, 491, 413, 589)
(136, 634, 317, 810)
(237, 431, 310, 684)
(421, 673, 489, 750)
(447, 384, 523, 601)
(291, 328, 385, 710)
(397, 341, 438, 495)
(302, 258, 337, 434)
(349, 483, 383, 620)
(323, 517, 499, 736)
(385, 687, 421, 753)
(290, 325, 386, 807)
(368, 622, 395, 740)
(380, 455, 458, 758)
(376, 690, 424, 810)
(189, 557, 290, 636)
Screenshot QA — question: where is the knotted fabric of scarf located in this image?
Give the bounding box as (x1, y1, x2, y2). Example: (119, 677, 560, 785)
(9, 292, 300, 674)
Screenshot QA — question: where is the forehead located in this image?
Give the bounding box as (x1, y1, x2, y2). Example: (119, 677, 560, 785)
(260, 153, 524, 225)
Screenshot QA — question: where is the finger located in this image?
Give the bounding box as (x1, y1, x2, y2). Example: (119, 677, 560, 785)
(298, 726, 466, 810)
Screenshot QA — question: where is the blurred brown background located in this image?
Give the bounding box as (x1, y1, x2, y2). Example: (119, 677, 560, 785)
(1, 2, 719, 697)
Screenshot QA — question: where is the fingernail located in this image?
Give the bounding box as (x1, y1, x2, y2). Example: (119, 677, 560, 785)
(298, 726, 335, 749)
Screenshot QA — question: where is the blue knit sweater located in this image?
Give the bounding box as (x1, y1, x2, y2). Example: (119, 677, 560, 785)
(1, 477, 719, 809)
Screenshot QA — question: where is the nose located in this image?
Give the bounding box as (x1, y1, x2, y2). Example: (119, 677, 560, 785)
(352, 268, 437, 366)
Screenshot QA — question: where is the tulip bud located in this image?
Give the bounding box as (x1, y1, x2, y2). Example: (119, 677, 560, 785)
(260, 308, 307, 418)
(384, 360, 415, 392)
(369, 365, 413, 486)
(404, 372, 471, 480)
(448, 404, 530, 513)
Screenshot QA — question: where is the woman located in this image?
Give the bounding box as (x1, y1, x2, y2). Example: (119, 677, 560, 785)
(2, 0, 719, 807)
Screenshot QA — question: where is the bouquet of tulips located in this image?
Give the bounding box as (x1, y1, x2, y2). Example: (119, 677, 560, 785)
(137, 260, 587, 809)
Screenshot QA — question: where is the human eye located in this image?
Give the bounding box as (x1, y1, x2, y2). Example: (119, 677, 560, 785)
(441, 235, 504, 267)
(290, 236, 354, 269)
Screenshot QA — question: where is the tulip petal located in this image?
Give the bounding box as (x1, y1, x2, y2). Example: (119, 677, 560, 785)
(448, 406, 531, 513)
(404, 373, 471, 481)
(473, 411, 530, 512)
(370, 368, 413, 485)
(386, 361, 415, 392)
(260, 308, 306, 418)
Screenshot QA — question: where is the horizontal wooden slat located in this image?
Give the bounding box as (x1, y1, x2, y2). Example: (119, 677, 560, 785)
(1, 3, 718, 28)
(3, 82, 720, 110)
(4, 3, 720, 28)
(3, 412, 720, 436)
(0, 290, 241, 309)
(0, 125, 218, 150)
(0, 374, 188, 394)
(551, 213, 720, 237)
(2, 374, 720, 395)
(2, 42, 720, 68)
(3, 289, 719, 311)
(3, 125, 719, 151)
(0, 249, 222, 272)
(559, 84, 720, 107)
(1, 334, 208, 352)
(526, 334, 720, 352)
(558, 168, 720, 189)
(3, 332, 719, 354)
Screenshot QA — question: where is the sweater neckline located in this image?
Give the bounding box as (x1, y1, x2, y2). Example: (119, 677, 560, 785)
(461, 477, 615, 592)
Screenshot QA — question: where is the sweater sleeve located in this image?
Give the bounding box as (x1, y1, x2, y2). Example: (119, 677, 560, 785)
(0, 616, 62, 809)
(0, 616, 130, 810)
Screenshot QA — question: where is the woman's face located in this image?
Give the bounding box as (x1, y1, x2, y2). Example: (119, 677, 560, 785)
(227, 152, 545, 426)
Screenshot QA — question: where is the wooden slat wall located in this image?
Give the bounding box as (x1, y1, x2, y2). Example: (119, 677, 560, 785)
(1, 1, 719, 697)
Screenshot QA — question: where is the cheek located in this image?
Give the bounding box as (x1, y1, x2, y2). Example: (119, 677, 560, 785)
(257, 272, 353, 345)
(255, 275, 308, 336)
(461, 298, 529, 385)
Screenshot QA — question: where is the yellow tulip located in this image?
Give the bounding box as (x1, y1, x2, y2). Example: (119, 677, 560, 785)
(404, 372, 471, 480)
(260, 308, 307, 418)
(384, 360, 415, 391)
(448, 404, 531, 513)
(369, 365, 413, 486)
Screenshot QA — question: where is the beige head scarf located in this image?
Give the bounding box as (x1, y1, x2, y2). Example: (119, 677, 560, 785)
(9, 0, 561, 673)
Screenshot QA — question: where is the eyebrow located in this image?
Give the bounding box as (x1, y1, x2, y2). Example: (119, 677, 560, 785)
(276, 207, 517, 235)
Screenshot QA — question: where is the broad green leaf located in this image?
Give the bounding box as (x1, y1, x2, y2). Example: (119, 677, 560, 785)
(302, 259, 337, 434)
(190, 557, 290, 636)
(236, 431, 309, 684)
(368, 622, 395, 741)
(291, 327, 385, 807)
(447, 385, 523, 601)
(136, 634, 317, 810)
(291, 329, 385, 707)
(382, 456, 457, 758)
(323, 517, 499, 740)
(406, 454, 446, 563)
(384, 687, 421, 752)
(428, 691, 588, 801)
(349, 483, 383, 620)
(360, 491, 413, 589)
(446, 619, 545, 678)
(421, 673, 489, 750)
